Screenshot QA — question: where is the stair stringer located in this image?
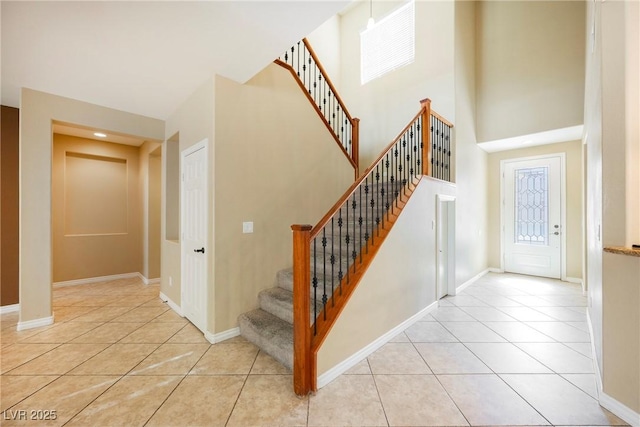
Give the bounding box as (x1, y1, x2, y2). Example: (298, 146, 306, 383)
(314, 176, 456, 386)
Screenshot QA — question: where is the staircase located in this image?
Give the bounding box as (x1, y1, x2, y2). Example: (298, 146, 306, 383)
(238, 182, 399, 371)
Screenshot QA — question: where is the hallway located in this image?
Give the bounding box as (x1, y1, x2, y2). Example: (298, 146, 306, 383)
(0, 273, 626, 426)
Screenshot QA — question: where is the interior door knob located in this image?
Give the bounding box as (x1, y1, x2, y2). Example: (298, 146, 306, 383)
(194, 247, 205, 254)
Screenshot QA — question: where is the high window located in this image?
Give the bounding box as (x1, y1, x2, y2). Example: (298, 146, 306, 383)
(360, 0, 415, 85)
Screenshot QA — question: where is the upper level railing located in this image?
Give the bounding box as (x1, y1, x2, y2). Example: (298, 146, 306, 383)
(275, 39, 359, 176)
(291, 99, 454, 395)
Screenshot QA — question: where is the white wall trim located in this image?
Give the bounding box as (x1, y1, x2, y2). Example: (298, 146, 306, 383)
(159, 292, 183, 317)
(599, 392, 640, 427)
(565, 276, 583, 285)
(587, 309, 639, 426)
(317, 301, 438, 389)
(17, 315, 54, 331)
(488, 267, 504, 273)
(456, 269, 490, 294)
(53, 272, 141, 288)
(138, 273, 160, 285)
(0, 304, 20, 314)
(205, 327, 240, 344)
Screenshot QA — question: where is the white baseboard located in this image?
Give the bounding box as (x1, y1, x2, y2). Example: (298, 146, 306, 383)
(456, 268, 491, 294)
(53, 272, 141, 288)
(159, 292, 183, 317)
(599, 391, 640, 427)
(205, 327, 240, 344)
(317, 301, 438, 389)
(17, 315, 54, 331)
(0, 304, 20, 314)
(586, 309, 640, 426)
(565, 276, 583, 285)
(138, 273, 160, 285)
(488, 267, 504, 273)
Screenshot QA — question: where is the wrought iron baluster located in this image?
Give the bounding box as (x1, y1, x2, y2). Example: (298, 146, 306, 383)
(351, 194, 357, 273)
(312, 237, 317, 333)
(330, 218, 335, 306)
(359, 184, 364, 259)
(338, 207, 343, 294)
(321, 229, 327, 320)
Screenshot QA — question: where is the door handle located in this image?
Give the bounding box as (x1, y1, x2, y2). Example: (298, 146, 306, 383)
(553, 232, 560, 235)
(194, 247, 205, 254)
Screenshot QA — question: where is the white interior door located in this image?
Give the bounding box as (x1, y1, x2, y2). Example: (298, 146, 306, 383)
(181, 140, 208, 333)
(437, 195, 456, 298)
(503, 155, 563, 279)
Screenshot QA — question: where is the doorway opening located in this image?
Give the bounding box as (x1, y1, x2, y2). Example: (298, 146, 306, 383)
(437, 195, 456, 299)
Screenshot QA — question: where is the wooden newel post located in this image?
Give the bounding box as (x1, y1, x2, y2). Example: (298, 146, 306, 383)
(420, 98, 432, 177)
(352, 118, 360, 178)
(291, 224, 313, 396)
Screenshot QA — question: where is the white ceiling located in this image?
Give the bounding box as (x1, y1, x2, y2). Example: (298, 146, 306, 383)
(1, 1, 351, 120)
(52, 122, 152, 147)
(477, 125, 584, 153)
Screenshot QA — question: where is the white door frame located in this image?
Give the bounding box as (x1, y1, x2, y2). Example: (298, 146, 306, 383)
(180, 139, 209, 333)
(436, 194, 456, 298)
(500, 153, 567, 281)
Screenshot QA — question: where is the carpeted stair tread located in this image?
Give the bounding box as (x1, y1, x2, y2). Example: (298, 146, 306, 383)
(259, 287, 325, 324)
(238, 309, 293, 370)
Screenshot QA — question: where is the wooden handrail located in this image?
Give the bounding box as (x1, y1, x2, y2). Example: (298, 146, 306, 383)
(310, 105, 427, 240)
(274, 59, 358, 172)
(430, 109, 454, 128)
(302, 39, 354, 124)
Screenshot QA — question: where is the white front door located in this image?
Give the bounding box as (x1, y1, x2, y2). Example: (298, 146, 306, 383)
(437, 195, 456, 298)
(181, 140, 208, 333)
(503, 155, 563, 279)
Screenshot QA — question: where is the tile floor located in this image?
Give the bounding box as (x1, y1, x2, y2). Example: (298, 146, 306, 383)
(0, 273, 628, 426)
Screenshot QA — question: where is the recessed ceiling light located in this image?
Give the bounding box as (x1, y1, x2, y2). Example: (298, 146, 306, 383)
(94, 132, 107, 138)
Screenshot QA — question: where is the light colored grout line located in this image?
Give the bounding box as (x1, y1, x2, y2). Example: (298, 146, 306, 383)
(223, 348, 260, 427)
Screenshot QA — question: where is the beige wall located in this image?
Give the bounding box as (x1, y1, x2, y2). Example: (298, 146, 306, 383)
(339, 0, 455, 168)
(213, 64, 354, 332)
(602, 252, 640, 413)
(19, 88, 164, 324)
(162, 78, 215, 312)
(454, 1, 489, 285)
(476, 1, 585, 142)
(487, 141, 583, 279)
(1, 105, 20, 306)
(52, 134, 143, 282)
(307, 15, 342, 91)
(586, 0, 640, 417)
(318, 177, 456, 376)
(148, 148, 162, 279)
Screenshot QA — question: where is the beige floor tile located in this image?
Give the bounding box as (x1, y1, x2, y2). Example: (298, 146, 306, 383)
(166, 323, 209, 344)
(1, 326, 51, 347)
(3, 376, 119, 426)
(20, 322, 102, 344)
(563, 342, 593, 358)
(227, 375, 308, 426)
(68, 306, 131, 323)
(147, 375, 245, 427)
(367, 343, 431, 374)
(68, 343, 159, 375)
(532, 306, 588, 321)
(508, 295, 559, 307)
(465, 343, 553, 373)
(149, 309, 188, 323)
(217, 335, 250, 344)
(0, 375, 59, 412)
(130, 343, 209, 375)
(524, 321, 591, 343)
(388, 331, 411, 342)
(443, 295, 489, 307)
(66, 375, 181, 427)
(375, 374, 468, 426)
(106, 295, 157, 307)
(473, 294, 524, 307)
(110, 306, 168, 323)
(482, 321, 556, 342)
(139, 298, 170, 309)
(497, 307, 557, 322)
(561, 373, 599, 399)
(250, 350, 291, 375)
(414, 343, 491, 374)
(50, 306, 97, 322)
(501, 374, 626, 425)
(459, 306, 517, 321)
(118, 322, 184, 343)
(190, 343, 258, 375)
(431, 307, 476, 322)
(405, 322, 459, 343)
(1, 343, 60, 373)
(70, 295, 123, 307)
(343, 358, 371, 375)
(440, 322, 507, 343)
(438, 374, 549, 426)
(70, 322, 145, 343)
(1, 312, 20, 329)
(8, 344, 109, 375)
(307, 374, 386, 426)
(515, 343, 594, 373)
